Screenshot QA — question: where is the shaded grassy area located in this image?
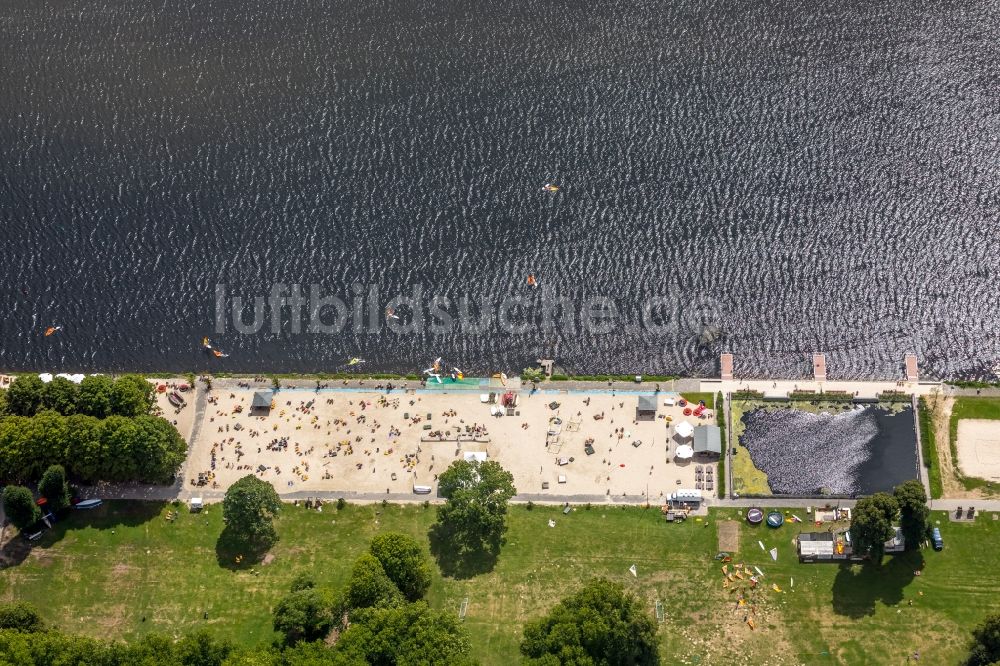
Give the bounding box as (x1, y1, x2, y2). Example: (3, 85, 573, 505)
(949, 397, 1000, 493)
(919, 397, 944, 499)
(2, 501, 999, 664)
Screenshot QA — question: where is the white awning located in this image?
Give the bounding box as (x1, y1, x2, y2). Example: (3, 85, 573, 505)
(463, 451, 488, 462)
(675, 444, 694, 459)
(675, 421, 694, 438)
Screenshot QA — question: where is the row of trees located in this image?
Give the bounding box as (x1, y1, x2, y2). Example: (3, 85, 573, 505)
(0, 412, 186, 485)
(850, 480, 930, 562)
(2, 374, 154, 418)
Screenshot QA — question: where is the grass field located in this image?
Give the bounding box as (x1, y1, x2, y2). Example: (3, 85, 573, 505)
(1, 501, 997, 664)
(949, 397, 1000, 493)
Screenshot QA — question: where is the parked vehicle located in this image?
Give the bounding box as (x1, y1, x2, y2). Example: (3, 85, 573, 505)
(931, 527, 943, 551)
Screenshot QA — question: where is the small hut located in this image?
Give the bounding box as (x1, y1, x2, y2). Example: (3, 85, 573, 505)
(250, 390, 274, 416)
(636, 395, 657, 421)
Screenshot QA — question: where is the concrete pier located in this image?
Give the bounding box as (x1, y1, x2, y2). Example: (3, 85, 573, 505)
(720, 353, 733, 381)
(813, 353, 827, 382)
(906, 354, 919, 382)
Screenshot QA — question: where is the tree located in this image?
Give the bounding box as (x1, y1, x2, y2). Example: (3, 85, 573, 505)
(6, 375, 44, 416)
(850, 493, 899, 563)
(335, 601, 474, 666)
(222, 475, 281, 551)
(345, 553, 403, 611)
(174, 630, 234, 666)
(273, 589, 334, 645)
(966, 612, 1000, 666)
(38, 464, 70, 512)
(77, 375, 114, 418)
(110, 375, 154, 417)
(369, 532, 432, 601)
(2, 485, 40, 530)
(0, 602, 45, 633)
(521, 578, 659, 666)
(41, 377, 79, 415)
(893, 479, 929, 550)
(429, 460, 516, 576)
(522, 367, 545, 383)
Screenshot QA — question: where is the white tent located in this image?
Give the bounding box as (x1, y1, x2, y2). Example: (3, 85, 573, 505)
(463, 451, 488, 463)
(38, 373, 53, 383)
(675, 444, 694, 459)
(675, 421, 694, 438)
(56, 373, 84, 384)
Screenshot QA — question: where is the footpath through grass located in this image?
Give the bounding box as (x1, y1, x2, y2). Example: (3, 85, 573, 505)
(1, 501, 999, 664)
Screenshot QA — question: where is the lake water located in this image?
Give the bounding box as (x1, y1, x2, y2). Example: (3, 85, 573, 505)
(1, 0, 998, 376)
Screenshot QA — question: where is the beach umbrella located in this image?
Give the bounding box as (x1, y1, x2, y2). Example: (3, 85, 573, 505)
(675, 444, 694, 459)
(38, 373, 53, 383)
(675, 421, 694, 438)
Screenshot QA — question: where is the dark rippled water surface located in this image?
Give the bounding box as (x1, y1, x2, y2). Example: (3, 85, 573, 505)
(2, 0, 999, 376)
(741, 405, 918, 495)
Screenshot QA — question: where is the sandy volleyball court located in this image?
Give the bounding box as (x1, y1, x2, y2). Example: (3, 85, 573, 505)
(182, 382, 718, 501)
(956, 419, 1000, 481)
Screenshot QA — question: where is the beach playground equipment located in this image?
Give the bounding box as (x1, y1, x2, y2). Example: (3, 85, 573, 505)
(766, 511, 784, 528)
(746, 508, 764, 525)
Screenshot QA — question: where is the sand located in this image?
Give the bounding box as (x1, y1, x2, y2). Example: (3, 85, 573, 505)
(150, 379, 198, 443)
(956, 419, 1000, 481)
(183, 383, 718, 501)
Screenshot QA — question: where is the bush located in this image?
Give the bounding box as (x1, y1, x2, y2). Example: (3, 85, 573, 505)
(2, 485, 40, 530)
(289, 573, 316, 592)
(337, 498, 347, 510)
(0, 602, 45, 632)
(38, 464, 70, 512)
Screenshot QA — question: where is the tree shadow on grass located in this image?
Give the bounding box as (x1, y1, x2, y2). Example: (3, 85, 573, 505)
(427, 523, 500, 580)
(0, 500, 168, 568)
(214, 524, 275, 571)
(832, 550, 925, 618)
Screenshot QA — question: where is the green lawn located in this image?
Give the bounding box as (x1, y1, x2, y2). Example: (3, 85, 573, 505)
(1, 502, 997, 664)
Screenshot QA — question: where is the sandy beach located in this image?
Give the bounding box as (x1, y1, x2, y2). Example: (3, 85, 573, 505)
(181, 382, 719, 502)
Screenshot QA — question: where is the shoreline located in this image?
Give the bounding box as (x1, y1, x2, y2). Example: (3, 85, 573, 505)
(3, 368, 999, 390)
